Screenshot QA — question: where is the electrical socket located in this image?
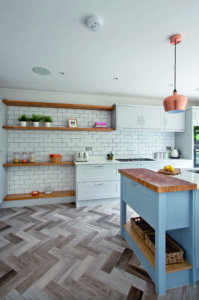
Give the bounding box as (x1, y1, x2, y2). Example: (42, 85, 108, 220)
(85, 146, 92, 151)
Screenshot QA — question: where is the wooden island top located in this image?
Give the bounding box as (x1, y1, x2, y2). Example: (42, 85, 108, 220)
(119, 168, 197, 193)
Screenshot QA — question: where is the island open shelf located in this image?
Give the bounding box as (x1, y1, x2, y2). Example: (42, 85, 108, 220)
(123, 222, 192, 274)
(3, 190, 75, 201)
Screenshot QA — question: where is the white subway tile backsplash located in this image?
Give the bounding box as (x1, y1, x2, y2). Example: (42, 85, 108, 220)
(7, 106, 174, 194)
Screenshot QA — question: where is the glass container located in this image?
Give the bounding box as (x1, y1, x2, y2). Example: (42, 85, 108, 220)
(29, 152, 35, 163)
(21, 152, 28, 163)
(13, 152, 19, 163)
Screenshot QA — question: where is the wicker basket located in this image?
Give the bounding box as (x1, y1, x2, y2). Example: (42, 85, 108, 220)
(130, 217, 154, 239)
(50, 157, 62, 163)
(145, 232, 184, 264)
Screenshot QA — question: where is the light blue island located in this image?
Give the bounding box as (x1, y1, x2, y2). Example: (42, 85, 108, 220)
(119, 168, 199, 295)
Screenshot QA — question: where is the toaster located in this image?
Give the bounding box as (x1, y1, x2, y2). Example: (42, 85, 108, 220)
(74, 152, 89, 162)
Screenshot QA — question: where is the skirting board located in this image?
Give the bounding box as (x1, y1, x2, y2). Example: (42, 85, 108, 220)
(0, 196, 75, 208)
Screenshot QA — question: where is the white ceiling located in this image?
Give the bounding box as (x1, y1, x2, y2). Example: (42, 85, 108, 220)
(0, 0, 199, 100)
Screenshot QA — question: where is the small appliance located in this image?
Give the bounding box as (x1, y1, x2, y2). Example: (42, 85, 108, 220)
(170, 148, 181, 159)
(74, 152, 89, 162)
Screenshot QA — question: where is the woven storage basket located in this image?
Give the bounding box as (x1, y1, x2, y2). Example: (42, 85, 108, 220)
(130, 217, 154, 239)
(50, 157, 62, 163)
(145, 232, 184, 265)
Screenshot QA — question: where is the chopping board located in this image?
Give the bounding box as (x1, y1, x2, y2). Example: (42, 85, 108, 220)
(158, 168, 181, 175)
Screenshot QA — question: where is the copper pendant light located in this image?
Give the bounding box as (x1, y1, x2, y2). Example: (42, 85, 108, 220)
(163, 34, 188, 113)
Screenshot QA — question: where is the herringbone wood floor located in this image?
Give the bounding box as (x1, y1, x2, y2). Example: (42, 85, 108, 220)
(0, 203, 198, 300)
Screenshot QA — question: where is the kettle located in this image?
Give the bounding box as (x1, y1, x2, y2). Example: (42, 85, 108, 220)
(170, 148, 181, 159)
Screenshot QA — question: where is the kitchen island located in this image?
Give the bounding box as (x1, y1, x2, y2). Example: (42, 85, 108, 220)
(119, 168, 199, 295)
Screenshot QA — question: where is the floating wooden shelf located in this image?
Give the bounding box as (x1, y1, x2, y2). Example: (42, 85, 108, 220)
(2, 126, 115, 132)
(3, 161, 74, 167)
(3, 190, 75, 201)
(123, 222, 192, 274)
(2, 99, 115, 111)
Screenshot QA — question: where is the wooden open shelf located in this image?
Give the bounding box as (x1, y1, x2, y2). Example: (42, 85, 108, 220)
(3, 161, 74, 167)
(2, 126, 115, 132)
(3, 190, 75, 201)
(2, 99, 115, 111)
(123, 222, 192, 274)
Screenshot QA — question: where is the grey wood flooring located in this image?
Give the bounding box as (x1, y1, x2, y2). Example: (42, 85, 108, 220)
(0, 203, 198, 299)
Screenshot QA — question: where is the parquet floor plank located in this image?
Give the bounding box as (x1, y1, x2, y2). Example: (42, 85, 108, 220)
(0, 203, 198, 299)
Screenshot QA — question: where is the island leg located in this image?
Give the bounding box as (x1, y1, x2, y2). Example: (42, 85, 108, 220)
(120, 176, 126, 237)
(155, 193, 166, 295)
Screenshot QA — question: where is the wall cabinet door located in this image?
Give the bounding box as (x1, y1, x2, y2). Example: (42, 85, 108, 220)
(163, 111, 185, 131)
(116, 106, 141, 129)
(141, 107, 162, 129)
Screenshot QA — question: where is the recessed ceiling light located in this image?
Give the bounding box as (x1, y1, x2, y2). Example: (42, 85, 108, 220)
(113, 76, 119, 80)
(32, 66, 51, 75)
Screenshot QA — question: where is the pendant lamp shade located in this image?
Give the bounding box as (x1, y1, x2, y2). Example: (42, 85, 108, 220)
(163, 91, 188, 113)
(163, 34, 188, 113)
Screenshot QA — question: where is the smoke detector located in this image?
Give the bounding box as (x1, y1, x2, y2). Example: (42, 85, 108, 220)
(86, 15, 103, 32)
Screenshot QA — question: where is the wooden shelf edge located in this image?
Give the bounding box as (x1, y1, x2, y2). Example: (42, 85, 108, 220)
(123, 222, 192, 274)
(2, 99, 115, 111)
(2, 126, 115, 132)
(3, 190, 76, 201)
(3, 161, 74, 167)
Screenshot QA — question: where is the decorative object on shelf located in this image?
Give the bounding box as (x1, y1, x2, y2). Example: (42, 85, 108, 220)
(95, 122, 107, 128)
(29, 152, 35, 163)
(30, 114, 43, 127)
(145, 232, 184, 265)
(21, 152, 28, 163)
(163, 34, 188, 113)
(42, 116, 53, 127)
(68, 119, 78, 128)
(107, 152, 114, 160)
(49, 154, 62, 163)
(130, 217, 154, 239)
(32, 191, 40, 196)
(18, 114, 29, 127)
(74, 151, 89, 162)
(13, 152, 19, 163)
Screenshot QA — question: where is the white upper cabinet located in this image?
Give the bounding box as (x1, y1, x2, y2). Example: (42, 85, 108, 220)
(162, 110, 185, 131)
(113, 104, 185, 132)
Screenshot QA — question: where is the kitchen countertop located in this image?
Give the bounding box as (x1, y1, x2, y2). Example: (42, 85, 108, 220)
(74, 156, 192, 165)
(118, 168, 197, 193)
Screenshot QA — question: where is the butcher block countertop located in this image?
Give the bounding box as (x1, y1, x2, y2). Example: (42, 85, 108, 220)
(119, 168, 197, 193)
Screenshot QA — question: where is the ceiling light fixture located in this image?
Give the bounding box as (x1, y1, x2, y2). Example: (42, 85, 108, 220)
(86, 15, 103, 32)
(32, 66, 51, 75)
(163, 34, 188, 113)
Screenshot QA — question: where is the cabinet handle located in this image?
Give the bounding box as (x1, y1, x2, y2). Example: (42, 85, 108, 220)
(95, 165, 104, 167)
(95, 183, 104, 185)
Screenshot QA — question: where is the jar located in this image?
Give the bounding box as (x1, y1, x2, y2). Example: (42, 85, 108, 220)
(21, 152, 28, 163)
(13, 152, 19, 163)
(29, 152, 35, 163)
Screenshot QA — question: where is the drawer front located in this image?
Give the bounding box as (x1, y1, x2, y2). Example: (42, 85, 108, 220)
(77, 181, 120, 201)
(76, 165, 118, 181)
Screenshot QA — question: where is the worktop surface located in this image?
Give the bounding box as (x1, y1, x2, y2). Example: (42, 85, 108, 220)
(119, 168, 197, 193)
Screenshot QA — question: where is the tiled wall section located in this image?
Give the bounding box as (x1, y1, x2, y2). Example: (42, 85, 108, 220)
(6, 106, 174, 194)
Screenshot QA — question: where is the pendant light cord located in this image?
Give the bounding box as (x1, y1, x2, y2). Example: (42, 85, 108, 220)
(174, 41, 177, 92)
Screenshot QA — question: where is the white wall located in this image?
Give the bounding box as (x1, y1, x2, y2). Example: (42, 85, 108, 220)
(6, 105, 174, 194)
(0, 101, 7, 202)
